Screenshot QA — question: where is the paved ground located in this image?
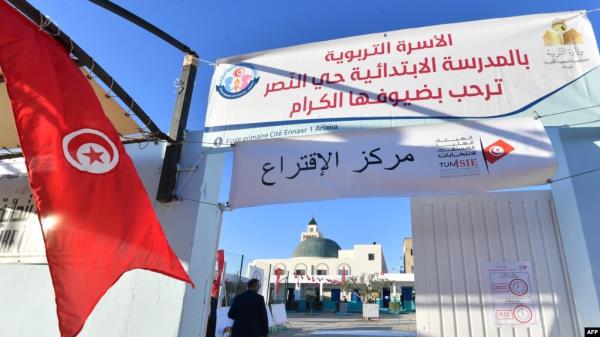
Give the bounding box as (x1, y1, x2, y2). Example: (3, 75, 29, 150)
(273, 312, 416, 337)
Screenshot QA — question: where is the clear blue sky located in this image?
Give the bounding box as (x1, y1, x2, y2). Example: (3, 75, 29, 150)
(28, 0, 600, 273)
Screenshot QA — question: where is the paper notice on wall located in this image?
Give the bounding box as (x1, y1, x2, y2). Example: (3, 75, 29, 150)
(0, 159, 45, 263)
(248, 265, 268, 299)
(483, 261, 540, 327)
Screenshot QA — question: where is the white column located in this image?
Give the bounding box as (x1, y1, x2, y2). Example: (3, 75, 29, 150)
(319, 282, 323, 301)
(548, 128, 600, 329)
(174, 132, 226, 337)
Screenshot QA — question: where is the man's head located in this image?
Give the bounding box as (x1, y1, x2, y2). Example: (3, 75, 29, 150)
(247, 278, 260, 292)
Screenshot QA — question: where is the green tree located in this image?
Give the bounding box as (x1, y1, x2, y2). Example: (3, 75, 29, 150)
(340, 273, 392, 303)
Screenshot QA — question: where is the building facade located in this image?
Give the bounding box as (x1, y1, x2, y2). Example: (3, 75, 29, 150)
(403, 238, 413, 273)
(248, 218, 414, 309)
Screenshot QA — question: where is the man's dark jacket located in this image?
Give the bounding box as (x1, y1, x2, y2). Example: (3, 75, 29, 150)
(228, 290, 269, 337)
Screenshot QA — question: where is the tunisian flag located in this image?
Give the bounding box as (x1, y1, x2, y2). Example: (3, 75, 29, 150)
(211, 249, 225, 298)
(0, 2, 192, 337)
(275, 267, 282, 295)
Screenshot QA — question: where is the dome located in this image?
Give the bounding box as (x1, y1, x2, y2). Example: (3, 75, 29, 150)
(292, 238, 341, 258)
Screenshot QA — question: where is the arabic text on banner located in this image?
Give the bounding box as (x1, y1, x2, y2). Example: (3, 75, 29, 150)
(229, 117, 556, 208)
(205, 11, 599, 146)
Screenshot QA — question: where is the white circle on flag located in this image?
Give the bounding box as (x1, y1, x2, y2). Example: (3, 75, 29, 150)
(62, 128, 119, 174)
(489, 145, 505, 157)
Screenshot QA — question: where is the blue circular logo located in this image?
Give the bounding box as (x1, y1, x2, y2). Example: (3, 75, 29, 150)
(216, 64, 259, 99)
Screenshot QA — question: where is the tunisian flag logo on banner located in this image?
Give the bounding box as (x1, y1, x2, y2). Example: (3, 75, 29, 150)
(483, 139, 515, 164)
(0, 2, 192, 337)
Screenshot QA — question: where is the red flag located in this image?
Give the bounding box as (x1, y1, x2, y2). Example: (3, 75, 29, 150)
(0, 3, 192, 337)
(275, 268, 281, 295)
(211, 250, 225, 298)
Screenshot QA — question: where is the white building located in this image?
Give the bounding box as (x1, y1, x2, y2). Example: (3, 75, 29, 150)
(248, 218, 413, 308)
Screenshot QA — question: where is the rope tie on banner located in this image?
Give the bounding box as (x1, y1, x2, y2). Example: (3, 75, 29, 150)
(173, 79, 184, 94)
(124, 100, 134, 118)
(87, 59, 96, 79)
(104, 78, 115, 99)
(68, 38, 75, 57)
(175, 196, 230, 210)
(38, 15, 60, 36)
(549, 167, 600, 183)
(192, 57, 218, 67)
(533, 104, 600, 120)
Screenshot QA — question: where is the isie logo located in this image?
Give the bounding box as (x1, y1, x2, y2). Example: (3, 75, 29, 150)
(483, 139, 515, 164)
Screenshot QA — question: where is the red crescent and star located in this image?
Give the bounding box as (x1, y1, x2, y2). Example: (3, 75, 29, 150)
(82, 145, 104, 164)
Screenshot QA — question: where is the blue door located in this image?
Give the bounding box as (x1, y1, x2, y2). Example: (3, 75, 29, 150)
(351, 289, 361, 302)
(401, 286, 413, 302)
(331, 288, 340, 302)
(382, 287, 391, 308)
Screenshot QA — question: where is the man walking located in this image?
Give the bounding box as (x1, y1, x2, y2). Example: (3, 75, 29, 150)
(228, 279, 269, 337)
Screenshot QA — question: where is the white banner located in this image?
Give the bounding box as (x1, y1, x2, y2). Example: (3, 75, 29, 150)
(205, 11, 600, 146)
(229, 118, 556, 208)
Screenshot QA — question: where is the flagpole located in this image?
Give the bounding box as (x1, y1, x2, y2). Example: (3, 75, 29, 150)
(233, 254, 244, 297)
(85, 0, 200, 202)
(156, 54, 198, 202)
(266, 264, 272, 304)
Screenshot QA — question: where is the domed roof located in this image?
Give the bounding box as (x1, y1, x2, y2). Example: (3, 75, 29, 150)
(292, 238, 341, 258)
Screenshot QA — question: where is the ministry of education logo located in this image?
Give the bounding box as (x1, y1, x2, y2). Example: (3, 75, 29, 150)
(216, 64, 260, 99)
(62, 128, 119, 174)
(543, 19, 583, 45)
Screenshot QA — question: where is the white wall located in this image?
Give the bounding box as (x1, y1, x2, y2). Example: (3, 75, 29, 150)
(412, 191, 578, 337)
(251, 244, 385, 279)
(0, 131, 225, 337)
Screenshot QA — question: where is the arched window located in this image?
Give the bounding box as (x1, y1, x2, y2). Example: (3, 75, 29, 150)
(273, 264, 287, 275)
(294, 263, 307, 276)
(316, 263, 329, 275)
(337, 263, 351, 276)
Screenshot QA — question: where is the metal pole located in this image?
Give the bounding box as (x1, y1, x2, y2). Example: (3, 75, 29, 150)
(233, 254, 244, 297)
(266, 264, 272, 304)
(286, 271, 290, 304)
(5, 0, 171, 144)
(88, 0, 197, 56)
(219, 261, 227, 307)
(156, 54, 198, 202)
(85, 0, 199, 203)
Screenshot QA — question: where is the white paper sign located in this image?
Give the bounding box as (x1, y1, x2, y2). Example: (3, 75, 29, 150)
(230, 117, 556, 208)
(362, 303, 380, 319)
(205, 11, 600, 145)
(248, 265, 268, 299)
(270, 303, 288, 325)
(483, 261, 540, 327)
(216, 306, 234, 337)
(0, 159, 45, 263)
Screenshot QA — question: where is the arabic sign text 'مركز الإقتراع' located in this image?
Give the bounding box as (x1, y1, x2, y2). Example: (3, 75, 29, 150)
(261, 148, 415, 186)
